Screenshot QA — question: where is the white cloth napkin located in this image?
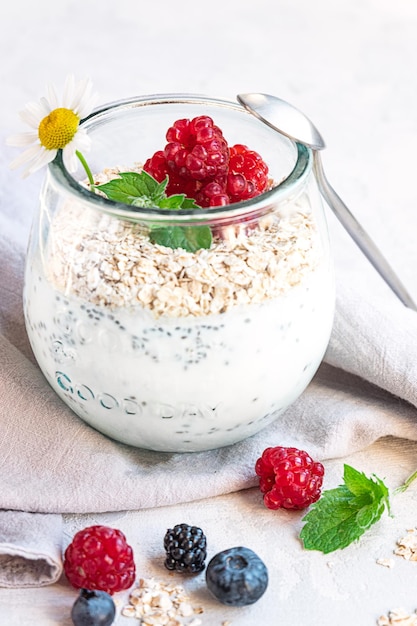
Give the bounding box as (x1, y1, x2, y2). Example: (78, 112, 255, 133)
(0, 511, 62, 587)
(2, 283, 417, 516)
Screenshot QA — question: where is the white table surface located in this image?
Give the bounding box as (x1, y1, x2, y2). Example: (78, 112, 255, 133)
(1, 438, 417, 625)
(2, 1, 417, 624)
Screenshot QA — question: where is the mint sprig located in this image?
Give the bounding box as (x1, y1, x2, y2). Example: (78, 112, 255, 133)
(96, 171, 212, 252)
(96, 171, 169, 206)
(299, 464, 410, 554)
(149, 225, 212, 251)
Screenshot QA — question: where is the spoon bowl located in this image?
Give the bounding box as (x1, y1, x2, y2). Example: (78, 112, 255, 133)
(237, 92, 326, 150)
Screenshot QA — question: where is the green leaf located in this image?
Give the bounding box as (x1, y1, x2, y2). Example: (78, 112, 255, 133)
(343, 465, 388, 504)
(150, 225, 212, 253)
(180, 197, 202, 209)
(158, 194, 200, 209)
(299, 464, 391, 554)
(96, 171, 168, 205)
(95, 171, 210, 252)
(342, 465, 374, 497)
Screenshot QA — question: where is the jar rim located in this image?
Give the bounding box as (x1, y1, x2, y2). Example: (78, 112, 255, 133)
(48, 93, 312, 223)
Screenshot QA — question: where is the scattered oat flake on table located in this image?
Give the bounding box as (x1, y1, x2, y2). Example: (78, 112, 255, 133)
(377, 608, 417, 625)
(121, 577, 204, 625)
(394, 528, 417, 561)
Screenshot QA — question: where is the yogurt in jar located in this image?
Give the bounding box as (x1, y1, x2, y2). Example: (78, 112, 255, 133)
(23, 189, 334, 452)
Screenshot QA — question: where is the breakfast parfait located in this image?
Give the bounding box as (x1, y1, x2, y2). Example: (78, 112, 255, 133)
(18, 89, 334, 451)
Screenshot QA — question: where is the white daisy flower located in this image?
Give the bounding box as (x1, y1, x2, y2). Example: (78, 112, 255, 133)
(7, 75, 97, 177)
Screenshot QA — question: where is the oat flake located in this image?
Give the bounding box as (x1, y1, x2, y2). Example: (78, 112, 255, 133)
(394, 528, 417, 561)
(46, 169, 321, 318)
(377, 608, 417, 625)
(122, 578, 203, 625)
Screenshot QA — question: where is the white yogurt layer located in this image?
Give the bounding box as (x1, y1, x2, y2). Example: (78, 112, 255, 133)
(23, 191, 334, 451)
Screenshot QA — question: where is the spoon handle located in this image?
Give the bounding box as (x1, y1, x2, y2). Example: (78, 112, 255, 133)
(313, 152, 417, 311)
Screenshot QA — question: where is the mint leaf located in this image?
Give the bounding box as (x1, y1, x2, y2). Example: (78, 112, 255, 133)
(299, 464, 390, 554)
(343, 465, 390, 517)
(96, 171, 211, 252)
(150, 225, 212, 253)
(343, 465, 386, 501)
(96, 171, 168, 205)
(159, 195, 200, 209)
(342, 464, 374, 497)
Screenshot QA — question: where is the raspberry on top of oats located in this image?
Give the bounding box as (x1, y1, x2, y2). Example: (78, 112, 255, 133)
(144, 115, 270, 207)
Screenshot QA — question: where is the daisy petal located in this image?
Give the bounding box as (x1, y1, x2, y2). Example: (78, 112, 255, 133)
(34, 97, 51, 116)
(63, 144, 78, 172)
(46, 83, 59, 110)
(71, 128, 91, 152)
(72, 78, 96, 118)
(62, 74, 75, 109)
(27, 147, 56, 175)
(70, 77, 87, 110)
(19, 101, 47, 128)
(25, 99, 49, 116)
(9, 143, 44, 169)
(77, 93, 98, 119)
(6, 131, 38, 147)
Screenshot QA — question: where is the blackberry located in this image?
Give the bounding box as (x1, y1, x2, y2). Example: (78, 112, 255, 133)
(163, 523, 207, 574)
(71, 588, 116, 626)
(205, 546, 268, 607)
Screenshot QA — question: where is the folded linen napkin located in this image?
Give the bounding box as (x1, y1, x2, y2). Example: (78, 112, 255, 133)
(0, 511, 62, 587)
(1, 213, 417, 585)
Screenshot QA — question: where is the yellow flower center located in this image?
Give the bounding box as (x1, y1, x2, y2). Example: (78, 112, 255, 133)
(38, 108, 79, 150)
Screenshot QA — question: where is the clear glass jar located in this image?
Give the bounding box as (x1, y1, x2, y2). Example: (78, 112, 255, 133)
(23, 94, 335, 452)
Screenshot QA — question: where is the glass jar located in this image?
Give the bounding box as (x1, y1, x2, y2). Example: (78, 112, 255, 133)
(23, 94, 335, 452)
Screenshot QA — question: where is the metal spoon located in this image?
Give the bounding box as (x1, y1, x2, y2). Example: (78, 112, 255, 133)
(237, 92, 417, 311)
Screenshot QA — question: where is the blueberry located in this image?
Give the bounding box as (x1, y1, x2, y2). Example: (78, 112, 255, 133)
(71, 588, 116, 625)
(205, 546, 268, 606)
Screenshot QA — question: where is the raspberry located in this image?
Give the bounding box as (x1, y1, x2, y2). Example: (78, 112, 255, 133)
(144, 115, 229, 191)
(144, 151, 228, 208)
(226, 144, 269, 203)
(64, 525, 136, 595)
(255, 446, 324, 510)
(163, 523, 207, 574)
(205, 546, 268, 606)
(194, 179, 229, 208)
(143, 150, 170, 183)
(144, 119, 270, 208)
